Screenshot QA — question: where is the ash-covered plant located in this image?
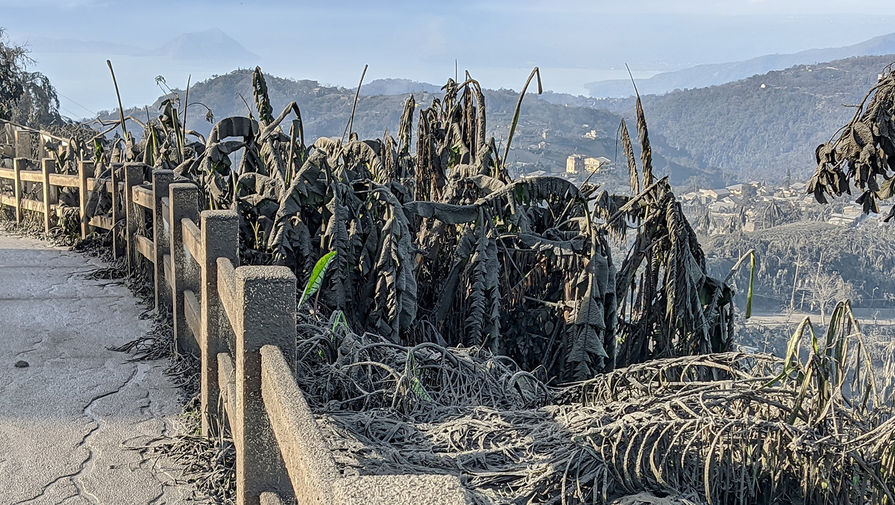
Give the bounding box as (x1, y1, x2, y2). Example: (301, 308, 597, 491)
(307, 300, 895, 505)
(598, 82, 737, 369)
(810, 63, 895, 221)
(94, 65, 737, 381)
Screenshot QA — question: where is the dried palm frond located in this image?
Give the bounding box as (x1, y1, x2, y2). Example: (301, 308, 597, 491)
(619, 118, 640, 195)
(634, 91, 653, 188)
(611, 178, 734, 367)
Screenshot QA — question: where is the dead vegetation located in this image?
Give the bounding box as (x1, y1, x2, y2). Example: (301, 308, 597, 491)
(810, 63, 895, 221)
(89, 66, 735, 383)
(302, 301, 895, 504)
(65, 64, 895, 504)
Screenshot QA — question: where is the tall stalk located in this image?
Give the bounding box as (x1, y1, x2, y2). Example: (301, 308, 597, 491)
(106, 60, 128, 142)
(502, 67, 541, 168)
(342, 64, 368, 143)
(181, 74, 190, 160)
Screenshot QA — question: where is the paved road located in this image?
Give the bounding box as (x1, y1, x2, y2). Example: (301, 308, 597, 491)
(0, 232, 195, 504)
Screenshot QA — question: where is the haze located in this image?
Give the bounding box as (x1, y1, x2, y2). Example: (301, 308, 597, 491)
(4, 0, 895, 119)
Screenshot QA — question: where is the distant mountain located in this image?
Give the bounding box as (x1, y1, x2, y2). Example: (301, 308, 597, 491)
(586, 32, 895, 98)
(155, 29, 259, 64)
(360, 79, 443, 96)
(95, 69, 712, 188)
(115, 55, 895, 188)
(589, 55, 895, 183)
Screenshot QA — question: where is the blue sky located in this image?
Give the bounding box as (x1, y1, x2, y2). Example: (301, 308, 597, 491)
(4, 0, 895, 117)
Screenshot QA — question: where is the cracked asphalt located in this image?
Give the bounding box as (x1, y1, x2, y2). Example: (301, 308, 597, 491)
(0, 232, 195, 504)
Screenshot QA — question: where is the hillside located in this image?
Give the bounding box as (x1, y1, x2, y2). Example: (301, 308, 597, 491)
(93, 53, 895, 187)
(97, 69, 711, 186)
(703, 221, 895, 312)
(339, 54, 895, 185)
(591, 54, 895, 182)
(586, 32, 895, 97)
(360, 79, 442, 96)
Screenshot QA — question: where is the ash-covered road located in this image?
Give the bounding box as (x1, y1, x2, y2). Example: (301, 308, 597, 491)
(0, 232, 196, 504)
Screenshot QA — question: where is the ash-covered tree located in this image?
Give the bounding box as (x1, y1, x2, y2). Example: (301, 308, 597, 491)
(809, 266, 855, 325)
(0, 28, 62, 127)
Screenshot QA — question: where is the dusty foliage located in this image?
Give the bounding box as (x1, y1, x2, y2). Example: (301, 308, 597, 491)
(147, 432, 235, 505)
(300, 303, 895, 504)
(89, 67, 734, 381)
(26, 60, 895, 503)
(128, 392, 233, 505)
(78, 66, 750, 503)
(810, 63, 895, 221)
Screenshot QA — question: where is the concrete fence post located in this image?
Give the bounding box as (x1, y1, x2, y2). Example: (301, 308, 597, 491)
(78, 160, 93, 239)
(233, 266, 297, 505)
(46, 160, 59, 209)
(123, 163, 145, 275)
(110, 162, 121, 259)
(41, 158, 55, 234)
(169, 182, 201, 356)
(152, 169, 174, 313)
(14, 130, 34, 159)
(12, 158, 23, 224)
(200, 210, 239, 437)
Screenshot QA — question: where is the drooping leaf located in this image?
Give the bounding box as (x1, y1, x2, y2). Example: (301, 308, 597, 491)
(619, 119, 640, 195)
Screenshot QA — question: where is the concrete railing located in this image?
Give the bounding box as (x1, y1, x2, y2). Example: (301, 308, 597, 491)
(0, 136, 471, 505)
(0, 157, 124, 237)
(0, 128, 125, 244)
(141, 167, 472, 505)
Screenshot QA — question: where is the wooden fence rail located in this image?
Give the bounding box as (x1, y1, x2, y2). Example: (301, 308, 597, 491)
(0, 123, 471, 505)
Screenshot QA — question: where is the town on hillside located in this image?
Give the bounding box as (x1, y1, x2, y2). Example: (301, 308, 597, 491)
(677, 179, 883, 233)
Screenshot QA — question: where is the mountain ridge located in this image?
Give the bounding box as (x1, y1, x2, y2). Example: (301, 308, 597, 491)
(96, 51, 895, 190)
(95, 68, 712, 188)
(360, 78, 443, 96)
(585, 32, 895, 98)
(155, 28, 258, 63)
(590, 54, 895, 183)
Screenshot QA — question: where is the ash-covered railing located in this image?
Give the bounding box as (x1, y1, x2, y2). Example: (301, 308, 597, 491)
(1, 121, 471, 505)
(143, 168, 472, 505)
(0, 126, 126, 239)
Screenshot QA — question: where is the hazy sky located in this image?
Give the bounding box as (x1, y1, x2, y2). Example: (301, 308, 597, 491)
(4, 0, 895, 118)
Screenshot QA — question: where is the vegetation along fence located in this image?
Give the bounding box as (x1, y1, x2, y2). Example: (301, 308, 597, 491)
(0, 123, 472, 505)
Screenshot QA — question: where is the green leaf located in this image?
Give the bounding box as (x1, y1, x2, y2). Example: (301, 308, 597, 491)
(330, 310, 349, 335)
(299, 250, 337, 309)
(405, 352, 433, 402)
(409, 377, 433, 402)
